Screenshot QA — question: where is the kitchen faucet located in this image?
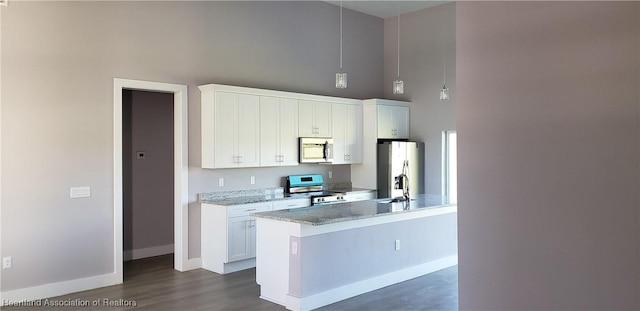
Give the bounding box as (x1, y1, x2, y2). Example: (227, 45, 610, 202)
(394, 160, 410, 202)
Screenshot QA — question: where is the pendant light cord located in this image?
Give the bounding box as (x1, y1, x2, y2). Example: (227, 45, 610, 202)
(444, 3, 449, 86)
(397, 10, 400, 78)
(443, 33, 446, 85)
(340, 1, 343, 71)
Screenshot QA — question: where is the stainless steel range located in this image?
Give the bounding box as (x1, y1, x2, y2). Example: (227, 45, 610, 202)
(286, 174, 347, 206)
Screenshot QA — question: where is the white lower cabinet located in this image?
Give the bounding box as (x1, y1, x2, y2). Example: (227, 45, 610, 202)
(344, 191, 376, 202)
(272, 198, 310, 211)
(227, 216, 255, 262)
(201, 199, 310, 274)
(201, 202, 270, 274)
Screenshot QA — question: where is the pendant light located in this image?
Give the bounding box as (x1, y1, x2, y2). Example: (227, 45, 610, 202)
(336, 1, 347, 89)
(439, 34, 450, 101)
(392, 11, 404, 95)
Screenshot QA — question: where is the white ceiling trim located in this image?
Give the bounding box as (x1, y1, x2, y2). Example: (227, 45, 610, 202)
(324, 1, 449, 19)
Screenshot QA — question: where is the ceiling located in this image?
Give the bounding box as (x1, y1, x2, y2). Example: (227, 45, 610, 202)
(324, 1, 448, 19)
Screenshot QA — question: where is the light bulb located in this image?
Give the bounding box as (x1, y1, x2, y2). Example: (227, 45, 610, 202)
(440, 84, 450, 101)
(336, 72, 347, 89)
(393, 79, 404, 95)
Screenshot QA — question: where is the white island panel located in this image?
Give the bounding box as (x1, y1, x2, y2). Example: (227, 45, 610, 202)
(255, 199, 457, 311)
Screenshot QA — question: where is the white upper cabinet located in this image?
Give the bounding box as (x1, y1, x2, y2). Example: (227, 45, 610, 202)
(260, 96, 299, 167)
(332, 103, 363, 164)
(377, 103, 409, 139)
(299, 100, 332, 137)
(351, 99, 411, 191)
(200, 84, 361, 169)
(201, 90, 260, 168)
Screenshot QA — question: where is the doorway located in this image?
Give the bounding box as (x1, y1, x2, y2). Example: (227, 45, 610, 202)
(113, 79, 189, 284)
(122, 90, 174, 263)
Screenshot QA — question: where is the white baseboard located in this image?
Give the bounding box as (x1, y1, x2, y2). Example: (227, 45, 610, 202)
(286, 255, 458, 311)
(124, 244, 174, 261)
(182, 257, 202, 271)
(0, 272, 120, 306)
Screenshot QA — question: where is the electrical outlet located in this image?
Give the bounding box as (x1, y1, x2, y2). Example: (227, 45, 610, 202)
(250, 176, 255, 185)
(395, 240, 400, 251)
(3, 257, 12, 269)
(218, 178, 224, 187)
(328, 171, 333, 179)
(291, 242, 298, 255)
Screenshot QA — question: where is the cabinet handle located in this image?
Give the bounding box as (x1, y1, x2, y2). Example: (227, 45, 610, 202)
(245, 209, 257, 212)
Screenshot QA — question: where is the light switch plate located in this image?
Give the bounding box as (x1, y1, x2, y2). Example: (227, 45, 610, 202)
(70, 187, 91, 198)
(218, 178, 224, 187)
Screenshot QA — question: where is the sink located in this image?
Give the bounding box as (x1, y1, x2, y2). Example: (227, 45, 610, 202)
(378, 197, 414, 204)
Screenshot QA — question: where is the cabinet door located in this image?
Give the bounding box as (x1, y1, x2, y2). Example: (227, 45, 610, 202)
(331, 103, 347, 164)
(201, 91, 216, 168)
(346, 104, 363, 163)
(298, 100, 316, 137)
(214, 91, 238, 168)
(393, 106, 410, 139)
(377, 105, 395, 139)
(260, 96, 281, 167)
(314, 102, 332, 137)
(227, 216, 252, 262)
(299, 100, 331, 137)
(237, 94, 260, 167)
(278, 98, 299, 166)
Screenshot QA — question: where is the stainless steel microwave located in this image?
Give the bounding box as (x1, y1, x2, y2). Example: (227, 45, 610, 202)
(299, 137, 333, 163)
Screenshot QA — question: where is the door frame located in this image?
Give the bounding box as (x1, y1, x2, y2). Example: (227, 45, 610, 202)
(113, 78, 190, 282)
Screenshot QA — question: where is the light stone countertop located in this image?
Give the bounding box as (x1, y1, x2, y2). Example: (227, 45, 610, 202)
(199, 194, 305, 206)
(198, 187, 376, 206)
(253, 195, 454, 226)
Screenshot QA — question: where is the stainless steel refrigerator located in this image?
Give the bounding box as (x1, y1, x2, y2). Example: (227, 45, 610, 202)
(377, 141, 425, 199)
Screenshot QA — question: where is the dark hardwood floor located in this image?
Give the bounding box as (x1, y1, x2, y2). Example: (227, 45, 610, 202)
(3, 255, 457, 311)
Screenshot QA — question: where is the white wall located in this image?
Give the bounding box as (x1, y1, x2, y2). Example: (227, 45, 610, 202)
(0, 1, 383, 292)
(383, 3, 456, 198)
(457, 2, 640, 309)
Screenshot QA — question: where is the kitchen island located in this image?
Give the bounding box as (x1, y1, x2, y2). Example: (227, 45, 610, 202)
(253, 196, 457, 311)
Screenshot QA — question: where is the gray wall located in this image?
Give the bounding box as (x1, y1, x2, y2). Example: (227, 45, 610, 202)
(383, 3, 456, 198)
(123, 90, 174, 254)
(457, 2, 640, 309)
(0, 2, 382, 291)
